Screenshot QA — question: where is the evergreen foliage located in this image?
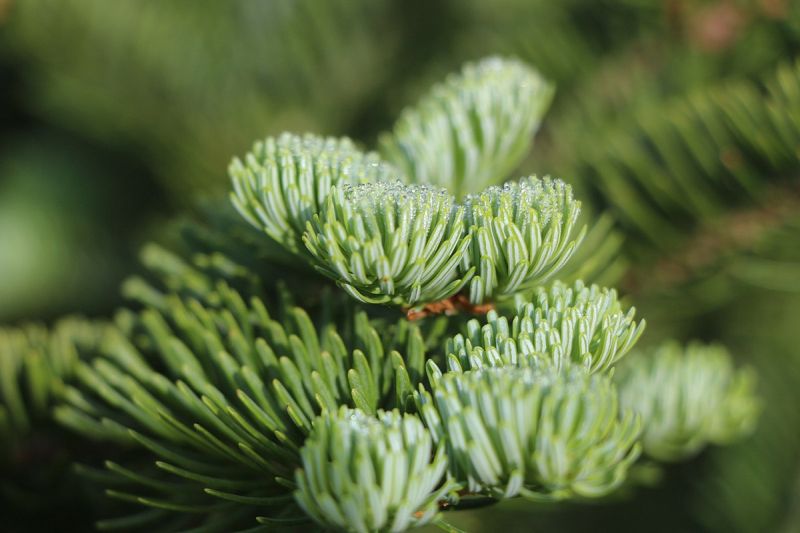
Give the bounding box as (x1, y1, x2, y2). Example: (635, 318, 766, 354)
(463, 178, 585, 304)
(441, 281, 644, 375)
(419, 367, 641, 500)
(1, 10, 782, 527)
(0, 318, 104, 449)
(559, 58, 800, 255)
(295, 407, 454, 533)
(615, 341, 760, 462)
(304, 181, 473, 306)
(230, 133, 397, 255)
(33, 55, 756, 530)
(3, 0, 400, 199)
(380, 57, 554, 197)
(53, 247, 432, 528)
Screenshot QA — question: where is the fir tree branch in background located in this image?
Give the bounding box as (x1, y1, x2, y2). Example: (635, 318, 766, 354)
(549, 57, 800, 259)
(690, 291, 800, 533)
(0, 318, 105, 449)
(0, 318, 112, 530)
(4, 0, 401, 199)
(615, 341, 760, 462)
(622, 181, 800, 295)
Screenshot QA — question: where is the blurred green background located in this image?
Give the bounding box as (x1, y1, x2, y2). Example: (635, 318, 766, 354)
(1, 0, 800, 531)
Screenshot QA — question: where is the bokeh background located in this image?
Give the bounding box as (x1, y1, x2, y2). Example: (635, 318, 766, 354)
(1, 0, 799, 531)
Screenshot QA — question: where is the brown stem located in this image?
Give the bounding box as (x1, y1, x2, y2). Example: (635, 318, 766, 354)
(405, 294, 496, 321)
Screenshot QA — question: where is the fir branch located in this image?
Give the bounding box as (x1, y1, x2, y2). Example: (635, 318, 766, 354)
(380, 57, 554, 197)
(230, 133, 398, 255)
(418, 367, 641, 500)
(462, 176, 586, 303)
(615, 341, 760, 461)
(438, 281, 644, 376)
(623, 181, 800, 294)
(57, 280, 429, 527)
(303, 181, 474, 307)
(0, 4, 790, 532)
(0, 318, 105, 449)
(295, 407, 456, 533)
(558, 58, 800, 255)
